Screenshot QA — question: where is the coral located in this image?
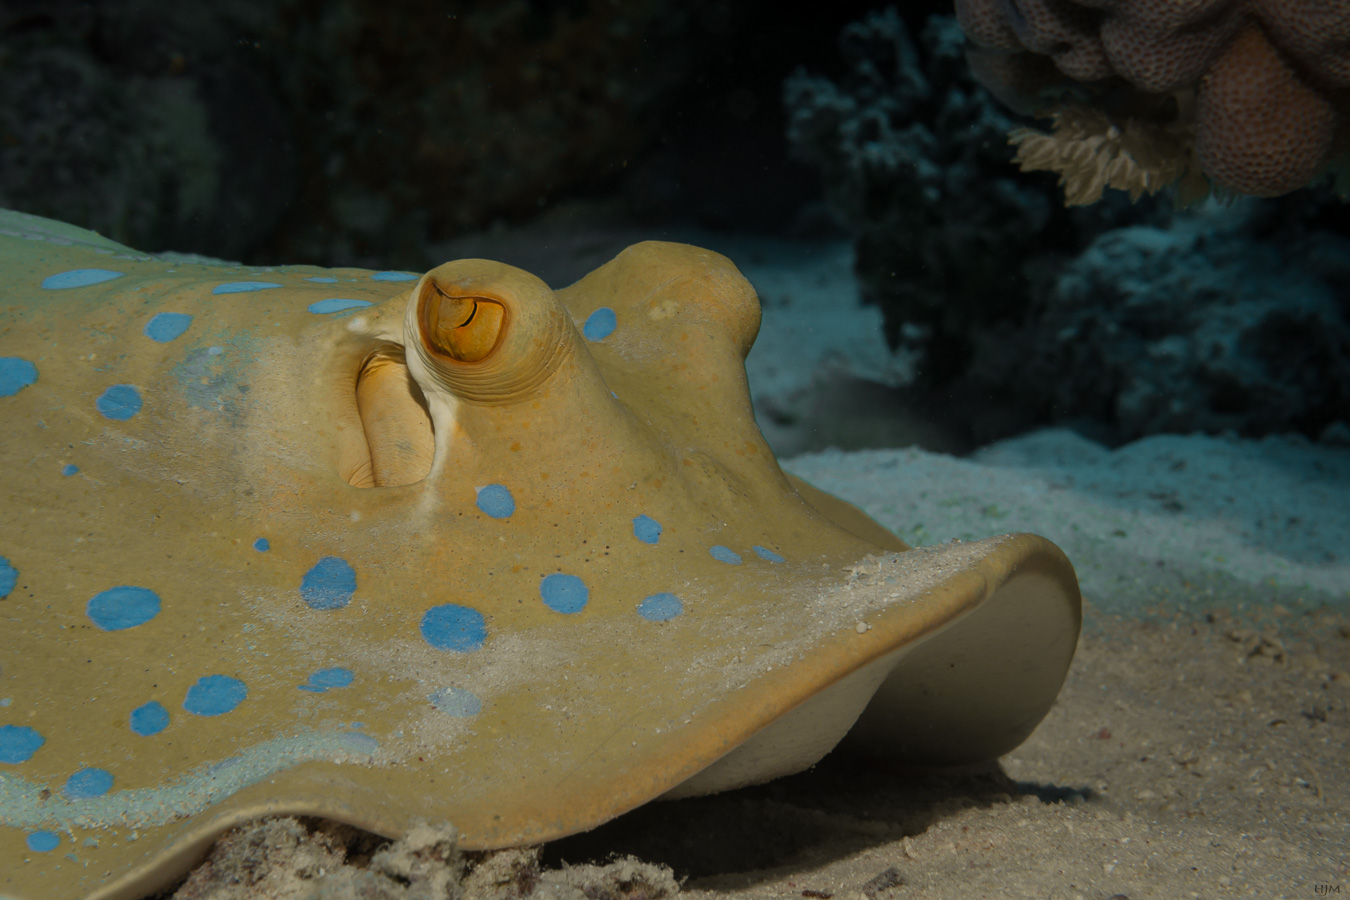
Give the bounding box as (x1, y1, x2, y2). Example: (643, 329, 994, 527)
(166, 816, 679, 900)
(784, 10, 1156, 382)
(955, 0, 1350, 202)
(1010, 101, 1208, 205)
(972, 209, 1350, 441)
(1195, 24, 1340, 197)
(785, 7, 1350, 444)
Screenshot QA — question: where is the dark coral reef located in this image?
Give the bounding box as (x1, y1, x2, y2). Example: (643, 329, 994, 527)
(994, 206, 1350, 442)
(786, 9, 1350, 445)
(955, 0, 1350, 204)
(784, 10, 1155, 385)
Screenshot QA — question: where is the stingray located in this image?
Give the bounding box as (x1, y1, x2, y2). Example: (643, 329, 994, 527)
(0, 209, 1081, 900)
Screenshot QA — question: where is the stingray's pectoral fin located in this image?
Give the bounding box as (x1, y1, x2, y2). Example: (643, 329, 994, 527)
(838, 535, 1082, 767)
(664, 533, 1081, 798)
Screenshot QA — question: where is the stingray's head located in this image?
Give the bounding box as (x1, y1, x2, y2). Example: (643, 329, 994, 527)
(335, 260, 601, 489)
(330, 243, 767, 498)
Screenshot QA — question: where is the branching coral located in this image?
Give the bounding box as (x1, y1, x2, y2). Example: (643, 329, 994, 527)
(784, 10, 1163, 385)
(784, 12, 1054, 380)
(955, 0, 1350, 203)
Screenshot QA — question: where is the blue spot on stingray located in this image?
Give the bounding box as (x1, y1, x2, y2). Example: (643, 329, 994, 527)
(0, 557, 15, 599)
(299, 667, 354, 693)
(129, 701, 169, 736)
(370, 271, 419, 282)
(144, 312, 193, 343)
(62, 464, 78, 476)
(637, 592, 683, 622)
(308, 298, 373, 315)
(63, 767, 113, 799)
(0, 725, 44, 763)
(583, 307, 617, 341)
(0, 357, 38, 397)
(632, 515, 662, 544)
(475, 484, 515, 518)
(540, 573, 588, 615)
(26, 831, 59, 852)
(42, 268, 124, 290)
(429, 687, 481, 717)
(710, 545, 742, 565)
(305, 276, 338, 283)
(97, 384, 142, 420)
(183, 675, 247, 717)
(87, 586, 161, 631)
(253, 537, 270, 552)
(754, 545, 785, 563)
(301, 557, 356, 610)
(420, 604, 487, 652)
(212, 281, 281, 294)
(340, 732, 379, 754)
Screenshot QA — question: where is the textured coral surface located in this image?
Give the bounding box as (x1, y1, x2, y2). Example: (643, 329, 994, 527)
(956, 0, 1350, 197)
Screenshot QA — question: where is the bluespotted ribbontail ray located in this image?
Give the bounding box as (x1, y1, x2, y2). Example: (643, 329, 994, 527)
(0, 208, 1080, 900)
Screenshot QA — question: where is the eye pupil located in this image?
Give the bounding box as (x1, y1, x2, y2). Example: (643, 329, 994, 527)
(419, 283, 505, 363)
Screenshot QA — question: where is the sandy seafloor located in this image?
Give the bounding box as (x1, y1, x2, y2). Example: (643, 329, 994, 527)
(161, 224, 1348, 899)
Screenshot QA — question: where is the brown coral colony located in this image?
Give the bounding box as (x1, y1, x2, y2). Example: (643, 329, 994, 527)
(1197, 24, 1338, 197)
(956, 0, 1350, 201)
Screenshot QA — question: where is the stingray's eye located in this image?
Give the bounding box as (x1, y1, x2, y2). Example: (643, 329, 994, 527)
(404, 261, 572, 405)
(418, 283, 506, 363)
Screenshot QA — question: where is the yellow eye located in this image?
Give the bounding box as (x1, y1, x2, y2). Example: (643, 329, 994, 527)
(419, 283, 506, 363)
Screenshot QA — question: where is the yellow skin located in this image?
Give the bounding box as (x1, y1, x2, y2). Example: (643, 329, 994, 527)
(0, 210, 1080, 900)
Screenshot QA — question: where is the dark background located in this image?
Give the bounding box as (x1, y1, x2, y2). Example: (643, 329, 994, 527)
(0, 0, 949, 267)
